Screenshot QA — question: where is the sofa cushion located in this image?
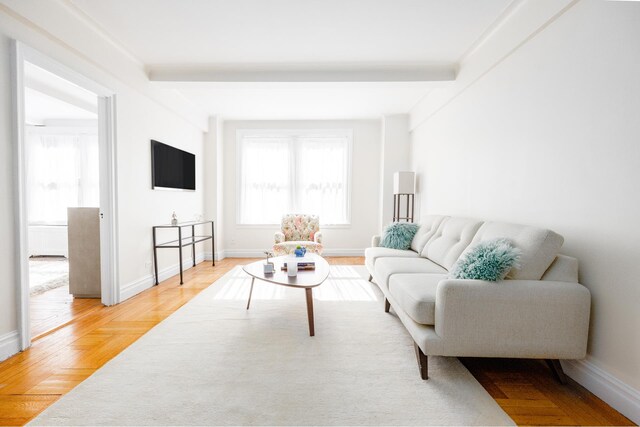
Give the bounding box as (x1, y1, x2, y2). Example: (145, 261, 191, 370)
(410, 215, 448, 253)
(375, 257, 447, 289)
(380, 222, 420, 250)
(541, 254, 578, 283)
(364, 247, 419, 267)
(465, 221, 564, 280)
(389, 273, 447, 325)
(420, 217, 483, 270)
(450, 238, 522, 281)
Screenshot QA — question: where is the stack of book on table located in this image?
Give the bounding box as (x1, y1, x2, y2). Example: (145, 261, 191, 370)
(281, 257, 316, 271)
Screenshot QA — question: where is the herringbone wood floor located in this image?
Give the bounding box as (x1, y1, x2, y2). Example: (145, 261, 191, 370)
(30, 286, 102, 339)
(0, 257, 634, 426)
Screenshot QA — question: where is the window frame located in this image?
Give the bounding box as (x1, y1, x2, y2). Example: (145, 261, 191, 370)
(236, 128, 353, 227)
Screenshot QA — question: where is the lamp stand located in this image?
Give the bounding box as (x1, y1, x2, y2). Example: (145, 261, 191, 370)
(393, 194, 414, 222)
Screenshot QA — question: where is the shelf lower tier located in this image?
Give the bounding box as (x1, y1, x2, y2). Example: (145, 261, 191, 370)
(155, 235, 212, 248)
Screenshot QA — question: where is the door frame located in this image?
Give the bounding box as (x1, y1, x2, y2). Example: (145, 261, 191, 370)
(11, 41, 119, 350)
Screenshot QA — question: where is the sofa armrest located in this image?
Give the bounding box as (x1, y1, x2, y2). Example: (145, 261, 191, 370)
(371, 235, 381, 247)
(434, 279, 591, 358)
(314, 231, 323, 243)
(275, 232, 285, 244)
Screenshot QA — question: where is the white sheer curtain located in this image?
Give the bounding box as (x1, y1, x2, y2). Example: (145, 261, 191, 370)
(26, 128, 99, 225)
(238, 137, 292, 224)
(297, 137, 349, 224)
(238, 131, 351, 225)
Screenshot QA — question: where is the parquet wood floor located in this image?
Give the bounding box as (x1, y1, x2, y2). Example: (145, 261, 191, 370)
(30, 286, 102, 339)
(461, 357, 633, 426)
(0, 257, 634, 426)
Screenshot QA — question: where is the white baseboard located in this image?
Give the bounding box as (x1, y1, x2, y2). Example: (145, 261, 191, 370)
(0, 331, 20, 362)
(563, 358, 640, 424)
(119, 247, 362, 302)
(204, 251, 226, 261)
(120, 252, 206, 302)
(222, 249, 266, 258)
(221, 249, 364, 258)
(323, 249, 365, 256)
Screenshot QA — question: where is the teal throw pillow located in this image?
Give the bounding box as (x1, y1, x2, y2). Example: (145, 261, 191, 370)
(380, 222, 420, 250)
(450, 238, 521, 281)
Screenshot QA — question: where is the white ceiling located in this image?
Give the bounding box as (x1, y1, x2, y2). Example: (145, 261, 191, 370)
(25, 88, 97, 124)
(24, 62, 98, 124)
(161, 81, 438, 120)
(70, 0, 510, 65)
(68, 0, 512, 119)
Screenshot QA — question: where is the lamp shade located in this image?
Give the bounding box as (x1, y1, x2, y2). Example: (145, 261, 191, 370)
(393, 171, 415, 194)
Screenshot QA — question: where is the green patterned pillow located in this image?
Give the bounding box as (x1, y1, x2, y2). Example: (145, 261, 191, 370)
(380, 222, 420, 250)
(450, 238, 522, 281)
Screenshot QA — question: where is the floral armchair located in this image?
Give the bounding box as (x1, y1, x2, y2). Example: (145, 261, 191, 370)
(273, 214, 323, 256)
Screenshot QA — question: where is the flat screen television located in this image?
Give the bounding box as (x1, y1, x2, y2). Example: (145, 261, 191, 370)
(151, 140, 196, 190)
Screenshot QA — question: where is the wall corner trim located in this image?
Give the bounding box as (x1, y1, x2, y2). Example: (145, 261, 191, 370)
(0, 331, 21, 362)
(563, 358, 640, 424)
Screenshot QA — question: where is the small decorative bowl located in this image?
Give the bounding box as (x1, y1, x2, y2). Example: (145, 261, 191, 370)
(294, 247, 306, 257)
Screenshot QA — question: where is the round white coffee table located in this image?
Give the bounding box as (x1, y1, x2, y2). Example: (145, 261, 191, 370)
(242, 254, 329, 336)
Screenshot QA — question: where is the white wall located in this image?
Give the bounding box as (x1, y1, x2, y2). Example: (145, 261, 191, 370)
(379, 115, 411, 229)
(0, 1, 207, 355)
(28, 226, 68, 257)
(116, 89, 204, 295)
(410, 0, 640, 421)
(203, 116, 223, 259)
(221, 120, 381, 256)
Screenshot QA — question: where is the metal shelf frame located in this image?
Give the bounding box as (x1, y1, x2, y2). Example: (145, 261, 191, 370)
(152, 220, 215, 285)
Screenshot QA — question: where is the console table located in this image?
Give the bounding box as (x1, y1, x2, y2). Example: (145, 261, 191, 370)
(152, 220, 215, 285)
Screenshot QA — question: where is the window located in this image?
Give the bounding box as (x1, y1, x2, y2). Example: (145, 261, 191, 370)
(26, 127, 99, 225)
(237, 129, 352, 225)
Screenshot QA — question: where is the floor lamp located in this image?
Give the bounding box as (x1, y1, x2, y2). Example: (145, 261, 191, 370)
(393, 171, 415, 222)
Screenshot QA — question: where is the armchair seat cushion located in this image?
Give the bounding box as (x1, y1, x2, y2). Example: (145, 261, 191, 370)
(388, 273, 447, 326)
(273, 241, 323, 256)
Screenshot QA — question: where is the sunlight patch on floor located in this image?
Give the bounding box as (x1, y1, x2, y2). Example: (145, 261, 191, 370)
(315, 266, 379, 302)
(213, 265, 379, 302)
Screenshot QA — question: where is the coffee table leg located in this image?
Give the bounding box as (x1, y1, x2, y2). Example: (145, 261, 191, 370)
(246, 277, 255, 310)
(305, 288, 314, 337)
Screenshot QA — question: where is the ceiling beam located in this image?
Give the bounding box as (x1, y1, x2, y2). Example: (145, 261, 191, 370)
(25, 77, 98, 114)
(148, 64, 456, 83)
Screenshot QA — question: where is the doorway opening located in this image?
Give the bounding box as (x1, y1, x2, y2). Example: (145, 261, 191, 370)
(24, 60, 101, 337)
(12, 42, 119, 348)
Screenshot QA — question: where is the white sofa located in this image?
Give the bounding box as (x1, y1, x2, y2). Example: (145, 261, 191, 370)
(365, 215, 591, 381)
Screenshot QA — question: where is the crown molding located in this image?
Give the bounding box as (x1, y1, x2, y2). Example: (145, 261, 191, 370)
(57, 0, 145, 68)
(0, 0, 210, 131)
(456, 0, 525, 66)
(409, 0, 578, 131)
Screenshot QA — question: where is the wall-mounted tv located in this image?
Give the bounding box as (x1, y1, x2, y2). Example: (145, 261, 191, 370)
(151, 140, 196, 191)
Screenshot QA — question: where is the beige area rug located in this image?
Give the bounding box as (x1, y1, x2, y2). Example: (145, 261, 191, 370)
(31, 265, 514, 426)
(29, 257, 69, 295)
